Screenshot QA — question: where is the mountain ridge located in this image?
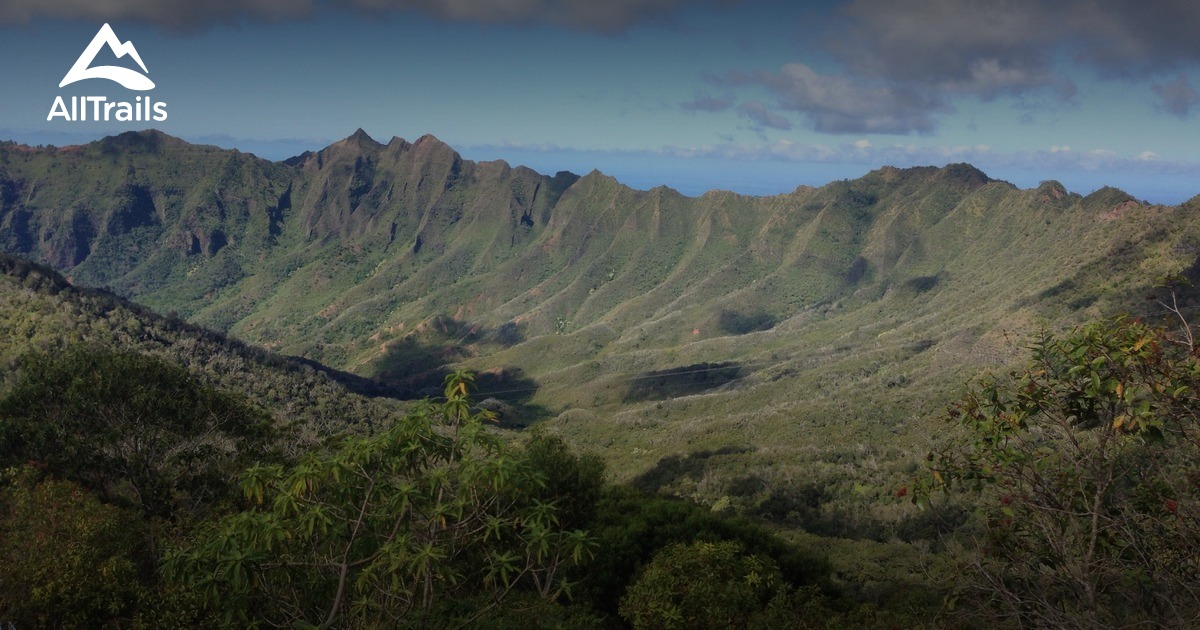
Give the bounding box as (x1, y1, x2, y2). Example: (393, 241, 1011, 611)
(3, 128, 1199, 511)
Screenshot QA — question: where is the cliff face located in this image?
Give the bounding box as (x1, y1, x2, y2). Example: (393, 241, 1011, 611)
(0, 130, 1193, 386)
(6, 129, 1200, 506)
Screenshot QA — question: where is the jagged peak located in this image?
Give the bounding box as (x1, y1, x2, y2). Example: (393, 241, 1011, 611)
(1036, 180, 1068, 196)
(512, 164, 542, 179)
(412, 133, 448, 148)
(580, 168, 615, 181)
(934, 162, 991, 187)
(649, 184, 685, 198)
(867, 163, 991, 189)
(95, 128, 186, 153)
(1082, 185, 1134, 206)
(476, 158, 513, 178)
(282, 150, 314, 167)
(407, 134, 462, 164)
(1033, 180, 1080, 205)
(1084, 185, 1132, 198)
(302, 129, 385, 166)
(346, 128, 379, 145)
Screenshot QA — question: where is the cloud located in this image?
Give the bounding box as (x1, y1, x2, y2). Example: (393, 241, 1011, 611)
(690, 1, 1200, 138)
(680, 92, 734, 112)
(341, 0, 697, 33)
(0, 0, 709, 32)
(748, 63, 952, 134)
(834, 0, 1200, 96)
(1152, 75, 1200, 117)
(1066, 1, 1200, 75)
(737, 100, 791, 130)
(0, 0, 312, 29)
(836, 0, 1067, 98)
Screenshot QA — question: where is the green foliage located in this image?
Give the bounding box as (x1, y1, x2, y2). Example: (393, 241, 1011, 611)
(523, 428, 606, 530)
(11, 131, 1200, 626)
(0, 469, 146, 627)
(579, 486, 831, 617)
(619, 540, 787, 629)
(0, 346, 275, 518)
(166, 372, 595, 628)
(8, 133, 1200, 550)
(0, 253, 400, 445)
(925, 315, 1200, 626)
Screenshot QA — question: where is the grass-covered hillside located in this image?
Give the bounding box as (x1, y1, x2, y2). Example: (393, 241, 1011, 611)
(3, 130, 1200, 534)
(0, 253, 399, 448)
(0, 256, 948, 626)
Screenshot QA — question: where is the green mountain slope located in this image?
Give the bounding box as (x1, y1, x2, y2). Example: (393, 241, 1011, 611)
(0, 253, 399, 447)
(4, 130, 1200, 532)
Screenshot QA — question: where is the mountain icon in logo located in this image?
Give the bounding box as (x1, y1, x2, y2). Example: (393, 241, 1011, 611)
(59, 23, 155, 91)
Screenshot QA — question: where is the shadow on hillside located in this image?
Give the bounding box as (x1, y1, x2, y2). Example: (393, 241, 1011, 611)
(623, 361, 745, 403)
(368, 317, 547, 428)
(1030, 253, 1200, 320)
(471, 367, 550, 429)
(370, 315, 530, 395)
(631, 445, 755, 494)
(371, 335, 470, 398)
(717, 309, 777, 335)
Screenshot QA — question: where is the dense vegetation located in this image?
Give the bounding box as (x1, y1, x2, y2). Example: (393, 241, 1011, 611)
(922, 298, 1200, 626)
(4, 259, 1200, 625)
(4, 131, 1200, 625)
(0, 355, 858, 626)
(7, 132, 1200, 538)
(6, 310, 1198, 626)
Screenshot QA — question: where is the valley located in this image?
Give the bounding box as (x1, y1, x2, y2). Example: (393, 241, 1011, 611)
(3, 130, 1195, 516)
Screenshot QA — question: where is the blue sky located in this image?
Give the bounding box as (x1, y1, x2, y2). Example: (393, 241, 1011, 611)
(2, 0, 1199, 202)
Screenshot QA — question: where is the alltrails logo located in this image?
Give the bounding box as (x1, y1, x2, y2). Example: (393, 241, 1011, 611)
(47, 24, 167, 122)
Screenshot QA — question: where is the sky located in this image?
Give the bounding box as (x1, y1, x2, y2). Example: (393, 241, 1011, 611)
(1, 0, 1199, 202)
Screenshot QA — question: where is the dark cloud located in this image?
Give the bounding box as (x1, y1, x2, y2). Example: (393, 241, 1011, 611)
(341, 0, 697, 33)
(1152, 75, 1200, 117)
(836, 0, 1063, 97)
(751, 63, 951, 134)
(838, 0, 1200, 92)
(695, 1, 1062, 135)
(680, 92, 735, 112)
(0, 0, 312, 29)
(1067, 1, 1200, 75)
(1, 0, 711, 32)
(737, 100, 791, 130)
(693, 0, 1200, 136)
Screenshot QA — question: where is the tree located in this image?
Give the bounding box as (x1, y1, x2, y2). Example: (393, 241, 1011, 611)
(924, 315, 1200, 626)
(619, 540, 788, 629)
(522, 427, 606, 530)
(0, 347, 274, 519)
(0, 469, 146, 627)
(166, 371, 595, 628)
